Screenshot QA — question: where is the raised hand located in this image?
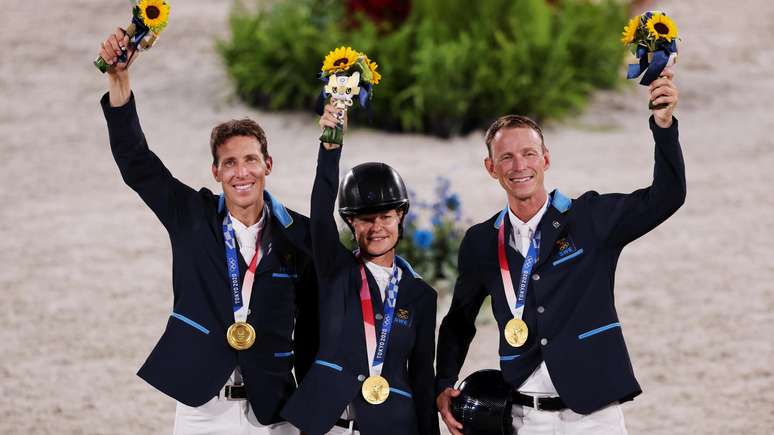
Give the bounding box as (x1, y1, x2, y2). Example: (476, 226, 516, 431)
(98, 27, 137, 107)
(649, 67, 678, 128)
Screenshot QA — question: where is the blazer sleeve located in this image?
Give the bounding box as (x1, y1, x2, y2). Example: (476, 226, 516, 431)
(310, 143, 348, 277)
(101, 92, 196, 233)
(409, 290, 441, 435)
(435, 229, 488, 395)
(589, 116, 687, 247)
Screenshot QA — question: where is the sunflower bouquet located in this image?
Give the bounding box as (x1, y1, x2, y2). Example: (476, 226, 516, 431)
(318, 46, 381, 145)
(621, 11, 679, 108)
(94, 0, 171, 73)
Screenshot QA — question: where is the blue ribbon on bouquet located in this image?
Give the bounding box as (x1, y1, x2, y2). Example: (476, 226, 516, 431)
(626, 40, 677, 86)
(117, 15, 151, 63)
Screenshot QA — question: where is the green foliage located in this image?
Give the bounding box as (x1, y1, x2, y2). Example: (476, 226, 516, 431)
(219, 0, 628, 136)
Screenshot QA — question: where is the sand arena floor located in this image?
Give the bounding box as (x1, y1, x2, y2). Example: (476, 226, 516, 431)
(1, 0, 773, 433)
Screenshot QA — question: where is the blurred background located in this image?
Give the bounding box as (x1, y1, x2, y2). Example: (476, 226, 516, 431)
(1, 0, 773, 433)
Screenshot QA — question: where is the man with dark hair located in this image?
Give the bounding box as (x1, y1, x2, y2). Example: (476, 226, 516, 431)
(436, 69, 685, 434)
(97, 29, 317, 435)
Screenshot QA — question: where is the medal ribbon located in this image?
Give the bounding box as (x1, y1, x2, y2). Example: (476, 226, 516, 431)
(497, 210, 540, 320)
(223, 214, 262, 323)
(357, 259, 400, 377)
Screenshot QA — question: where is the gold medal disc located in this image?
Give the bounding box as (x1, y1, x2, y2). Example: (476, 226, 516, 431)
(361, 375, 390, 405)
(227, 322, 256, 350)
(504, 318, 529, 347)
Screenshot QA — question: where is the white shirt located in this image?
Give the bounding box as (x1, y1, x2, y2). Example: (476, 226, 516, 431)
(229, 208, 267, 264)
(365, 260, 403, 302)
(507, 197, 559, 396)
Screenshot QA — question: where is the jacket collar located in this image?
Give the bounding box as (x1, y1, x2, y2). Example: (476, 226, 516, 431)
(493, 189, 571, 229)
(218, 190, 294, 228)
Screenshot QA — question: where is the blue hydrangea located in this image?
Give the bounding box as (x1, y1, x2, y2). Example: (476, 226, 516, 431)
(413, 230, 434, 250)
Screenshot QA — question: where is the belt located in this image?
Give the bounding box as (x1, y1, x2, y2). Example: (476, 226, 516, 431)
(512, 391, 567, 411)
(218, 384, 248, 400)
(335, 419, 359, 431)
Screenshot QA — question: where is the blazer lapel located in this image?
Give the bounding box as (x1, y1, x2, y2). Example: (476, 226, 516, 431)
(535, 190, 572, 269)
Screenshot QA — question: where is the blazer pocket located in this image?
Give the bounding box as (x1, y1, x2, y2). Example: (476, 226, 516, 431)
(170, 312, 210, 335)
(272, 272, 299, 279)
(578, 322, 621, 340)
(552, 248, 584, 267)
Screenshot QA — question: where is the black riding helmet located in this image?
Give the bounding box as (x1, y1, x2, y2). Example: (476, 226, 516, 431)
(452, 369, 514, 435)
(338, 162, 410, 237)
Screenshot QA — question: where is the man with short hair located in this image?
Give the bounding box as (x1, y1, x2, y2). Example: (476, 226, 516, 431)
(436, 69, 685, 434)
(98, 28, 317, 434)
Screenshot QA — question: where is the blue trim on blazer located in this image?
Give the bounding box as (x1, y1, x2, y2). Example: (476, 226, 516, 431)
(499, 354, 521, 361)
(272, 272, 299, 279)
(553, 248, 584, 266)
(396, 255, 421, 278)
(170, 312, 210, 335)
(314, 359, 343, 371)
(274, 351, 294, 358)
(389, 387, 413, 398)
(494, 208, 508, 229)
(578, 322, 621, 340)
(218, 191, 293, 228)
(552, 190, 572, 213)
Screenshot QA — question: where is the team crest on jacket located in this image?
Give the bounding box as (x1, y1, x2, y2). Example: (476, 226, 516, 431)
(555, 236, 578, 257)
(395, 308, 411, 326)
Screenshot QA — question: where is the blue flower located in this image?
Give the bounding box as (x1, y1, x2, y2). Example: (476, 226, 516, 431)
(446, 194, 460, 211)
(413, 230, 434, 250)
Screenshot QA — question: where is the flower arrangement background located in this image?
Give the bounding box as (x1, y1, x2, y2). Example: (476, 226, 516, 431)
(339, 177, 468, 291)
(218, 0, 629, 138)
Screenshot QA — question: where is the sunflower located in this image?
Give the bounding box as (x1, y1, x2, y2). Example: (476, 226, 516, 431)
(620, 15, 640, 44)
(322, 46, 361, 74)
(645, 12, 678, 42)
(363, 55, 381, 85)
(138, 0, 170, 33)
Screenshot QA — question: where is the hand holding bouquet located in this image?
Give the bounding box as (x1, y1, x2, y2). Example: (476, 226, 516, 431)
(94, 0, 170, 73)
(318, 47, 381, 145)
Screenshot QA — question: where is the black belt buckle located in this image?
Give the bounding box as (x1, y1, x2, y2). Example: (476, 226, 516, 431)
(224, 384, 247, 400)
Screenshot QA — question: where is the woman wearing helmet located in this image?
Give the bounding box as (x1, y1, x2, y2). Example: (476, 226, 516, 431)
(281, 105, 440, 435)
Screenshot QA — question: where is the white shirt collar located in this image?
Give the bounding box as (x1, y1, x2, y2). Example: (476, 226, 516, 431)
(507, 195, 549, 254)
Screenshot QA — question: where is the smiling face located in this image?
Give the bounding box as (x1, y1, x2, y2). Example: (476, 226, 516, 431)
(485, 127, 550, 204)
(211, 135, 272, 215)
(349, 209, 403, 260)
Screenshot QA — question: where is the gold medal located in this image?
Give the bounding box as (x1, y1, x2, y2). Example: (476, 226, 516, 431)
(361, 375, 390, 405)
(227, 322, 256, 350)
(504, 318, 528, 347)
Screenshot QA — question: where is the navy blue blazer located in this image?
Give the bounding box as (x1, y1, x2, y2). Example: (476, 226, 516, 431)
(281, 145, 440, 435)
(436, 117, 686, 414)
(101, 93, 318, 424)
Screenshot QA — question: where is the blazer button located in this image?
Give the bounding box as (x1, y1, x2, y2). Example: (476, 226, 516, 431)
(375, 313, 383, 320)
(357, 374, 366, 382)
(540, 338, 548, 346)
(532, 273, 540, 281)
(537, 306, 545, 314)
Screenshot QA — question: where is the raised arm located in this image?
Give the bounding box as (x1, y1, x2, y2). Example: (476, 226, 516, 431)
(310, 104, 349, 276)
(99, 28, 195, 232)
(590, 68, 686, 247)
